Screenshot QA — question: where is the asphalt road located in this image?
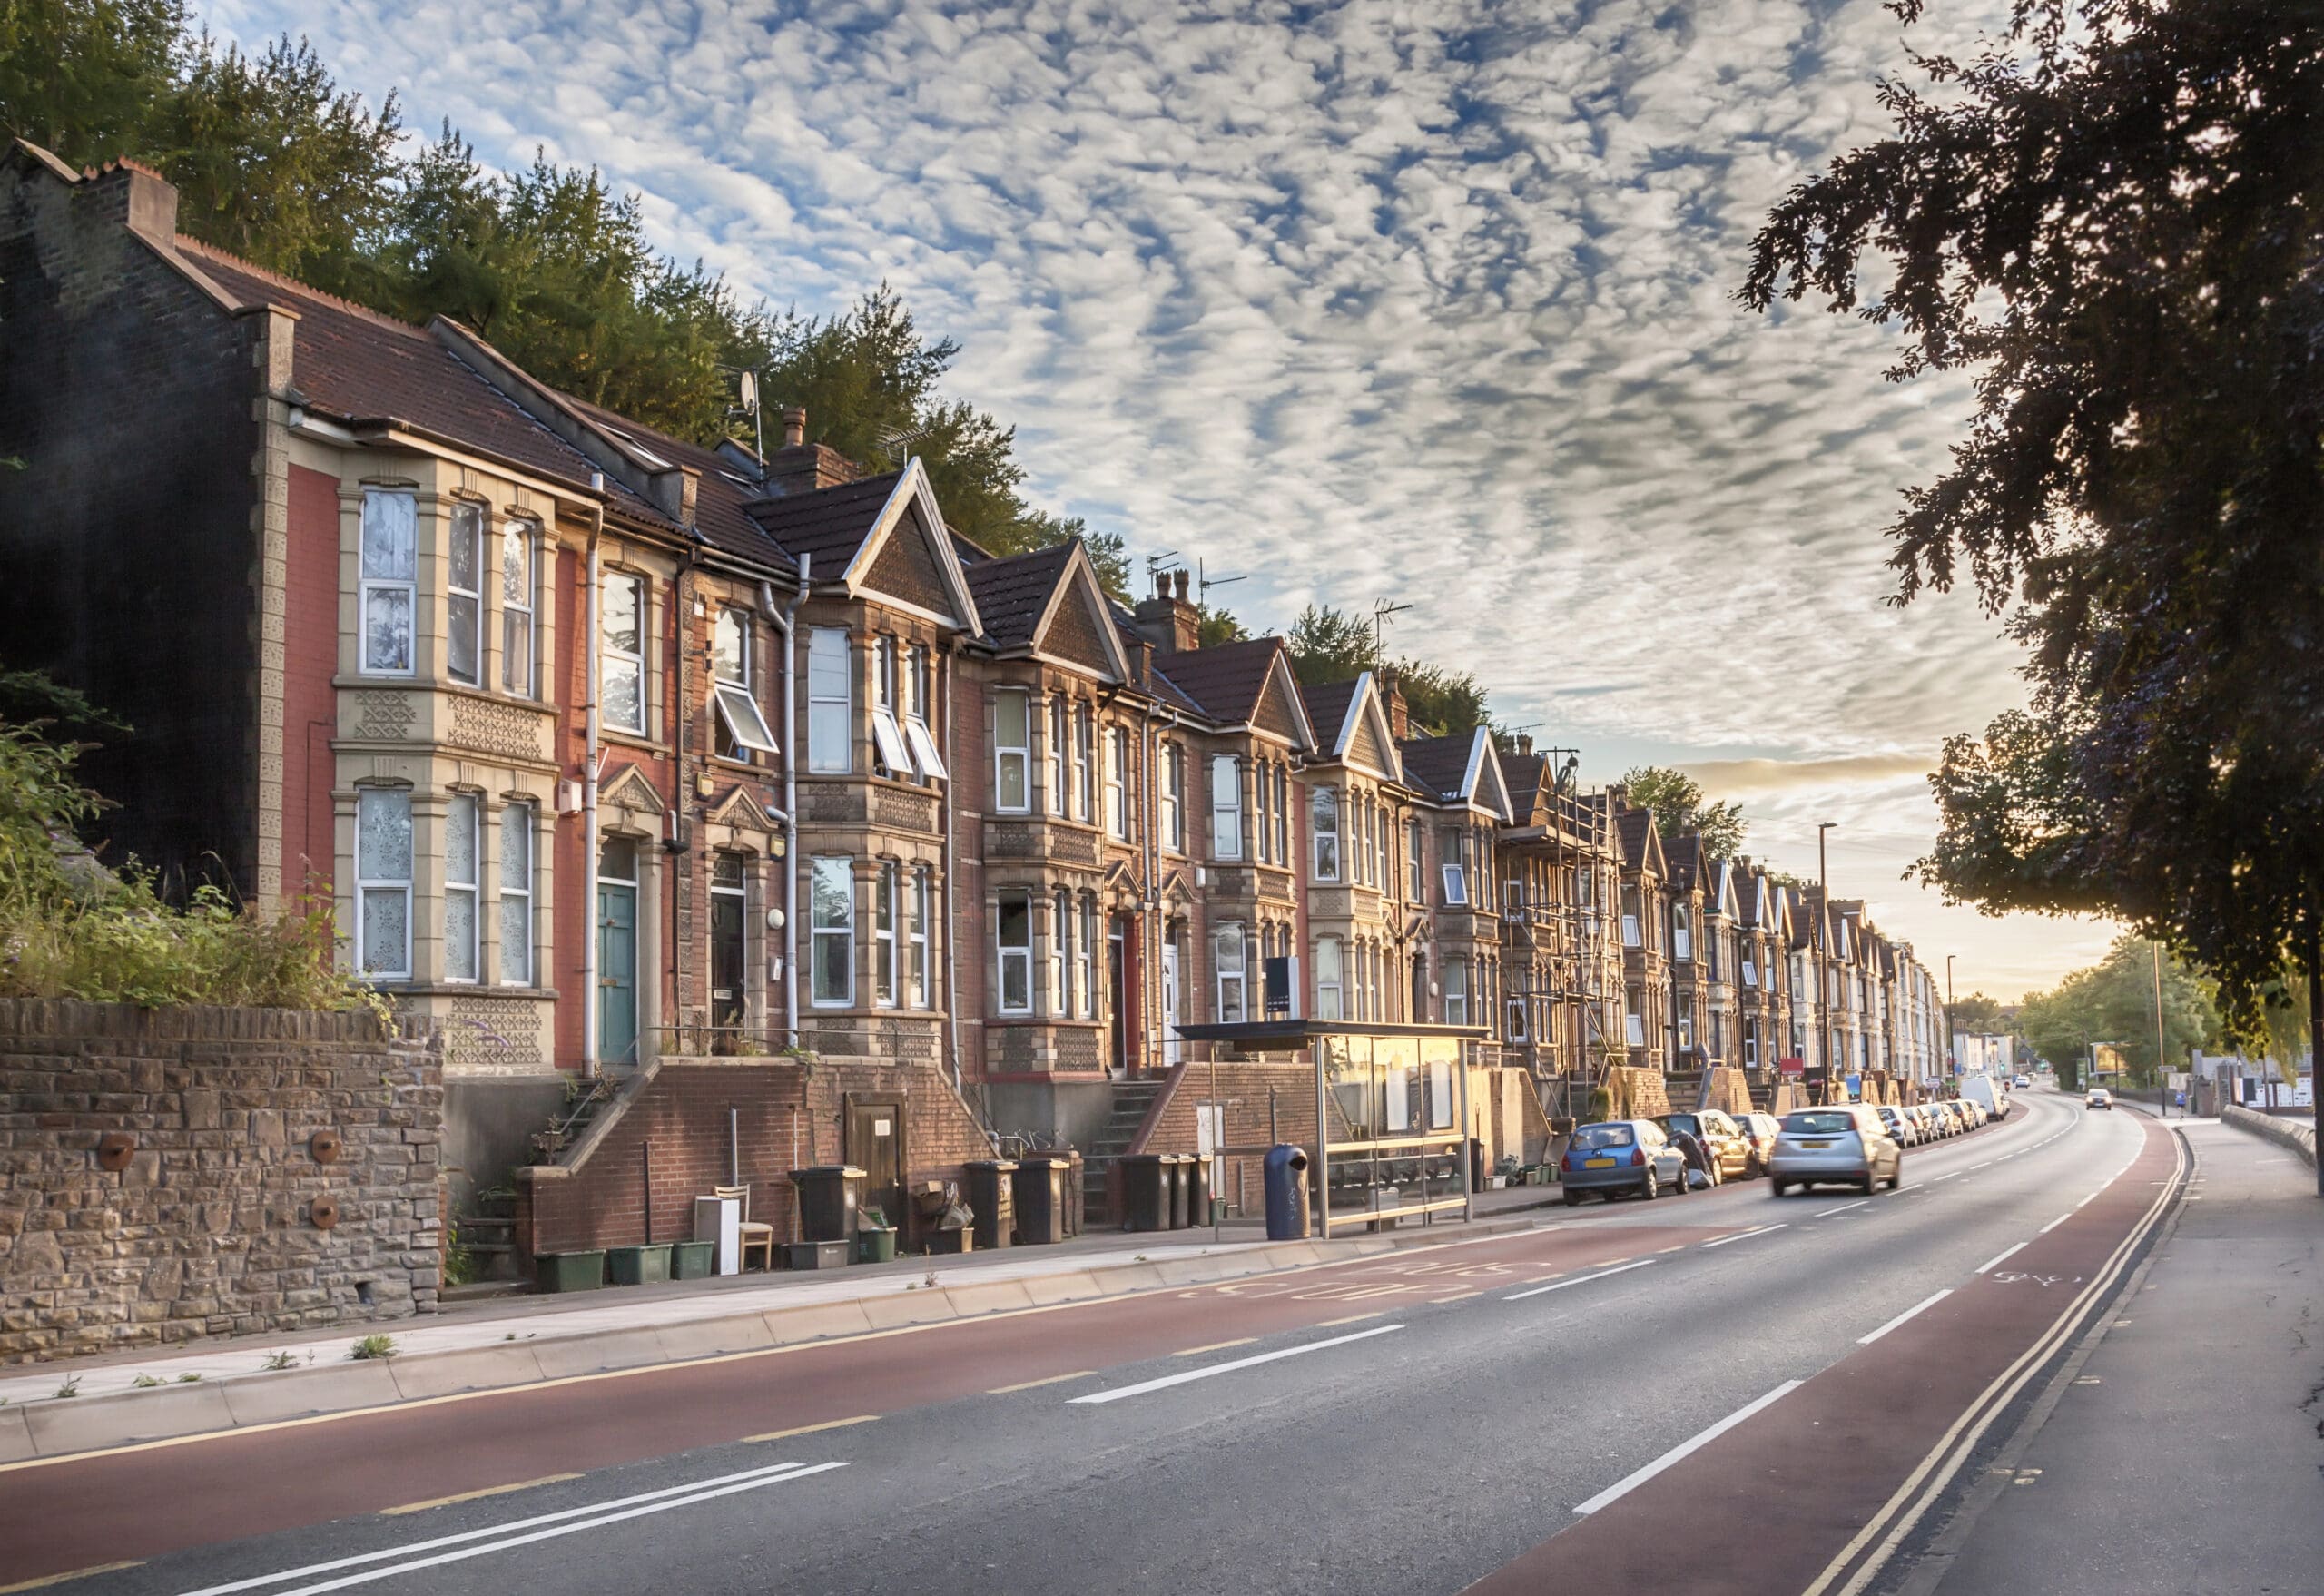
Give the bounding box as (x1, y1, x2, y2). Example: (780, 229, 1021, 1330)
(4, 1089, 2179, 1596)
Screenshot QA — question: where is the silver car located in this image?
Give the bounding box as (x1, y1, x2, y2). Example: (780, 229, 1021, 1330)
(1769, 1107, 1904, 1197)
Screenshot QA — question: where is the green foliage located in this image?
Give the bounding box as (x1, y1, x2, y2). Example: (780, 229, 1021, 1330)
(1743, 0, 2324, 1039)
(1945, 991, 2009, 1032)
(1285, 604, 1490, 737)
(346, 1333, 397, 1361)
(2017, 937, 2219, 1086)
(1196, 605, 1247, 649)
(0, 681, 382, 1011)
(1620, 766, 1747, 859)
(0, 0, 184, 163)
(443, 1221, 478, 1289)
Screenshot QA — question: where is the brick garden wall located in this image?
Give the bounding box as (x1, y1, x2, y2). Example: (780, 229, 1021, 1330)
(517, 1056, 994, 1262)
(0, 1000, 445, 1364)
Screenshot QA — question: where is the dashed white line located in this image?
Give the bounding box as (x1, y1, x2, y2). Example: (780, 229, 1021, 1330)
(1505, 1259, 1654, 1301)
(1068, 1324, 1404, 1405)
(1702, 1224, 1788, 1250)
(1935, 1171, 1963, 1182)
(1858, 1289, 1955, 1345)
(1974, 1242, 2028, 1275)
(1970, 1162, 1994, 1171)
(2038, 1214, 2073, 1234)
(1816, 1200, 1870, 1218)
(1572, 1381, 1804, 1514)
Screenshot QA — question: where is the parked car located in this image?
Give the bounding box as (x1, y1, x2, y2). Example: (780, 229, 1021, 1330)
(1730, 1111, 1782, 1174)
(2086, 1088, 2113, 1110)
(1876, 1105, 1916, 1147)
(1769, 1107, 1904, 1197)
(1561, 1119, 1689, 1204)
(1654, 1110, 1752, 1183)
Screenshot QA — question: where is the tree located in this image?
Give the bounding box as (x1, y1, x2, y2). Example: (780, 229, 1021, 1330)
(1741, 1, 2324, 1045)
(1945, 991, 2008, 1033)
(0, 0, 183, 165)
(1285, 604, 1378, 685)
(1393, 658, 1492, 740)
(1196, 605, 1247, 649)
(1620, 766, 1747, 858)
(2017, 937, 2218, 1088)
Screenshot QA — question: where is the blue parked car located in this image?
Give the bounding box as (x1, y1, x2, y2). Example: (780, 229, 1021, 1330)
(1561, 1118, 1689, 1205)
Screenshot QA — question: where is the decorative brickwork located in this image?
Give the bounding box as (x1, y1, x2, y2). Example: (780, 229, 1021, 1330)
(0, 1000, 445, 1364)
(443, 995, 548, 1074)
(351, 691, 416, 741)
(447, 694, 549, 763)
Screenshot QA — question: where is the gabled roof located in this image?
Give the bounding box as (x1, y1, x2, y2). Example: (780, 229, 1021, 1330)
(1397, 728, 1512, 821)
(751, 461, 980, 633)
(966, 544, 1076, 646)
(967, 541, 1129, 681)
(748, 473, 903, 572)
(1157, 640, 1315, 748)
(1615, 807, 1666, 876)
(1300, 672, 1401, 782)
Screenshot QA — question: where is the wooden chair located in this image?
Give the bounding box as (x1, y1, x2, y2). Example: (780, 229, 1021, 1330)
(714, 1184, 774, 1270)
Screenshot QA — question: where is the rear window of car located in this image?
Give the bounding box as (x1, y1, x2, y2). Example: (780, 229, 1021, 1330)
(1572, 1123, 1637, 1149)
(1661, 1114, 1701, 1134)
(1783, 1111, 1856, 1135)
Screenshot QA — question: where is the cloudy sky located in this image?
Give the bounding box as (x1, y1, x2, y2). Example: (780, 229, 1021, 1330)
(207, 0, 2118, 999)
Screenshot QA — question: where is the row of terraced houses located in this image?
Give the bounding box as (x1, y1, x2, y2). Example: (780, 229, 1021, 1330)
(0, 149, 1948, 1253)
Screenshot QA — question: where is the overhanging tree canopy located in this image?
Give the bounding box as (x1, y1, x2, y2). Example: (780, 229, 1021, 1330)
(1742, 0, 2324, 1039)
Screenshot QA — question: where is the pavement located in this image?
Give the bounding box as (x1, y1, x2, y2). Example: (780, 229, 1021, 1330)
(0, 1181, 1565, 1453)
(0, 1092, 2187, 1596)
(1886, 1110, 2324, 1596)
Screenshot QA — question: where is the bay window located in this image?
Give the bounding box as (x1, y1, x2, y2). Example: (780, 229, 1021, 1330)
(498, 802, 534, 986)
(1160, 744, 1183, 852)
(359, 489, 416, 675)
(355, 788, 412, 980)
(874, 862, 899, 1007)
(448, 500, 484, 686)
(1673, 904, 1692, 961)
(1315, 936, 1343, 1021)
(997, 892, 1032, 1013)
(1212, 755, 1242, 859)
(444, 793, 479, 982)
(500, 521, 536, 696)
(810, 857, 854, 1007)
(1444, 960, 1468, 1027)
(908, 867, 931, 1009)
(1440, 828, 1467, 905)
(1214, 921, 1247, 1023)
(807, 627, 852, 773)
(1254, 759, 1272, 864)
(1076, 897, 1097, 1020)
(1051, 890, 1071, 1015)
(1273, 764, 1289, 862)
(1047, 698, 1069, 815)
(1105, 726, 1128, 839)
(1311, 786, 1340, 881)
(903, 645, 946, 779)
(993, 689, 1030, 813)
(870, 637, 911, 776)
(712, 609, 777, 760)
(1074, 705, 1095, 823)
(601, 572, 645, 734)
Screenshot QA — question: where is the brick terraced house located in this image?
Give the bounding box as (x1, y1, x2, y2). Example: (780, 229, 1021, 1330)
(0, 143, 1948, 1256)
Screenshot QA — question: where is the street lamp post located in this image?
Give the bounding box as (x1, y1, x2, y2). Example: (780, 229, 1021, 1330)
(1945, 953, 1955, 1092)
(1816, 822, 1836, 1103)
(2151, 941, 2168, 1118)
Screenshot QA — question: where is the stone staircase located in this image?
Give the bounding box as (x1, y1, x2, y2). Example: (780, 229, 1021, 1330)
(449, 1185, 526, 1290)
(1079, 1079, 1168, 1227)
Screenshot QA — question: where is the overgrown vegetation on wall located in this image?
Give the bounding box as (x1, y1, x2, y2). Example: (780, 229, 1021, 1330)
(0, 674, 377, 1010)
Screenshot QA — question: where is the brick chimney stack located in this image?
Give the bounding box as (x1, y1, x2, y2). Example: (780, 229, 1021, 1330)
(757, 407, 862, 496)
(1378, 665, 1411, 740)
(1132, 567, 1202, 654)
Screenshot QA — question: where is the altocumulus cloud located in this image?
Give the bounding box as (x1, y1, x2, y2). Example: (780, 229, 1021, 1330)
(200, 0, 2108, 991)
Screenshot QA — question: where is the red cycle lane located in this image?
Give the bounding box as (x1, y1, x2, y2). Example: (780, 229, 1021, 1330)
(1464, 1109, 2179, 1596)
(0, 1216, 1738, 1586)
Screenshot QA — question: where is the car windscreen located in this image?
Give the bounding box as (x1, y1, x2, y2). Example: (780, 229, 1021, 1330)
(1783, 1111, 1856, 1135)
(1661, 1115, 1701, 1134)
(1571, 1123, 1637, 1149)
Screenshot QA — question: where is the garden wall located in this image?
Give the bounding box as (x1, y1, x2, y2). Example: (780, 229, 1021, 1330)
(0, 999, 444, 1364)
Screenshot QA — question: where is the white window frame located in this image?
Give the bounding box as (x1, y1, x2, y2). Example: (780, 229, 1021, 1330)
(1074, 705, 1095, 823)
(1047, 698, 1069, 816)
(1408, 821, 1425, 901)
(1315, 935, 1343, 1022)
(1506, 990, 1528, 1042)
(1212, 755, 1242, 860)
(1375, 801, 1390, 889)
(1050, 889, 1071, 1017)
(1215, 921, 1247, 1024)
(908, 867, 931, 1010)
(903, 646, 947, 780)
(444, 792, 480, 983)
(1254, 759, 1272, 865)
(810, 856, 855, 1008)
(1673, 904, 1692, 962)
(870, 637, 911, 777)
(1624, 990, 1646, 1048)
(448, 498, 485, 687)
(807, 627, 852, 773)
(498, 800, 534, 986)
(1273, 764, 1289, 863)
(355, 787, 412, 980)
(1311, 785, 1340, 882)
(1621, 885, 1643, 950)
(712, 610, 779, 759)
(601, 571, 647, 735)
(1161, 744, 1183, 852)
(359, 489, 417, 676)
(1105, 726, 1128, 840)
(1076, 896, 1097, 1020)
(1444, 960, 1469, 1027)
(997, 891, 1033, 1015)
(993, 689, 1031, 813)
(873, 862, 899, 1008)
(500, 521, 537, 697)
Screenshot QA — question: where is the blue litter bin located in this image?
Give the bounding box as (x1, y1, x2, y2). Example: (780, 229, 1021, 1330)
(1263, 1144, 1312, 1240)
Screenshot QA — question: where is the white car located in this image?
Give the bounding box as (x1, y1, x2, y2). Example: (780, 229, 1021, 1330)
(2085, 1088, 2113, 1110)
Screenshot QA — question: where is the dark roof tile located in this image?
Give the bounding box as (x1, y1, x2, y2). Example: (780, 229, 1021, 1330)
(1157, 638, 1287, 723)
(964, 545, 1075, 647)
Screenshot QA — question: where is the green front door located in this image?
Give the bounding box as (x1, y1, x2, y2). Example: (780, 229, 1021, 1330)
(598, 837, 638, 1065)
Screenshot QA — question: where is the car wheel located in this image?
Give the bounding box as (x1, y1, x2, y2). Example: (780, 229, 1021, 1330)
(1771, 1177, 1789, 1198)
(1640, 1170, 1659, 1201)
(1886, 1161, 1903, 1192)
(1563, 1189, 1583, 1207)
(1860, 1174, 1877, 1196)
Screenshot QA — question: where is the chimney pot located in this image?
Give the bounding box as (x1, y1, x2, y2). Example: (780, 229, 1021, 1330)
(1155, 573, 1170, 599)
(781, 407, 807, 448)
(1174, 569, 1190, 600)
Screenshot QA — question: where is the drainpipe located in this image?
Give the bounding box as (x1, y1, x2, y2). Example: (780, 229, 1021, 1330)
(940, 641, 964, 1096)
(763, 557, 810, 1049)
(583, 481, 606, 1076)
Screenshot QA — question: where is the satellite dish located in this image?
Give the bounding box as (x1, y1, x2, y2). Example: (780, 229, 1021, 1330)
(736, 369, 759, 414)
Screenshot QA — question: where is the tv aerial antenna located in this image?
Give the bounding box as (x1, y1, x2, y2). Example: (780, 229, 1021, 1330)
(1197, 557, 1246, 605)
(1371, 599, 1413, 654)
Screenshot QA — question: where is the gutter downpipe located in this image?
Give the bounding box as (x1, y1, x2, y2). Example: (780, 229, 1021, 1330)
(941, 641, 966, 1098)
(763, 556, 809, 1049)
(583, 481, 606, 1076)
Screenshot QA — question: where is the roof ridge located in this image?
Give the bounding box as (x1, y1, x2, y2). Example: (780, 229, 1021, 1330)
(173, 236, 432, 340)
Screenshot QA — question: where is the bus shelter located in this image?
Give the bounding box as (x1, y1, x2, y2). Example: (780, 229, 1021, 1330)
(1172, 1021, 1489, 1237)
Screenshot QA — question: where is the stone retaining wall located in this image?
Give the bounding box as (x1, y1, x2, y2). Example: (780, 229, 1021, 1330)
(2221, 1102, 2318, 1165)
(0, 999, 445, 1364)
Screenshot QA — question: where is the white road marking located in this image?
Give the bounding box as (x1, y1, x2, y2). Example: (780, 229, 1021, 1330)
(1935, 1171, 1962, 1182)
(1068, 1324, 1403, 1405)
(1504, 1259, 1655, 1300)
(1815, 1200, 1869, 1218)
(1702, 1224, 1788, 1250)
(1969, 1162, 1993, 1171)
(2076, 1193, 2097, 1207)
(182, 1463, 844, 1596)
(1572, 1381, 1803, 1514)
(1857, 1290, 1954, 1345)
(1974, 1242, 2028, 1275)
(2038, 1213, 2073, 1235)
